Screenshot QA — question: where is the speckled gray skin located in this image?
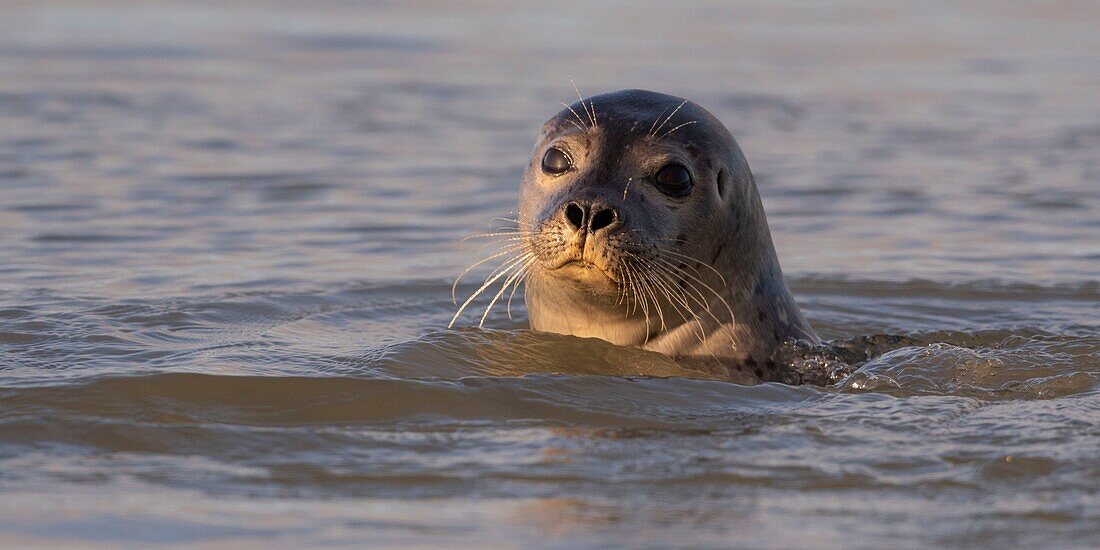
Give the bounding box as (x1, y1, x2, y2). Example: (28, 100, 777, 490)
(520, 89, 817, 384)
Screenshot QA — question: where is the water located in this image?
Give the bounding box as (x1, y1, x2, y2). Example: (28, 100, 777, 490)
(1, 1, 1098, 547)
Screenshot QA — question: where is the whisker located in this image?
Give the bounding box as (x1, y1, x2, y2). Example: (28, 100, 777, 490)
(475, 237, 529, 252)
(628, 253, 706, 342)
(627, 260, 653, 341)
(647, 260, 710, 343)
(479, 253, 537, 327)
(625, 257, 643, 317)
(624, 256, 655, 338)
(647, 105, 672, 137)
(620, 257, 641, 320)
(655, 247, 729, 287)
(654, 236, 690, 245)
(460, 231, 528, 243)
(615, 264, 629, 306)
(449, 252, 531, 328)
(637, 254, 728, 362)
(451, 212, 544, 328)
(619, 245, 739, 361)
(637, 258, 684, 315)
(629, 256, 666, 334)
(649, 99, 688, 139)
(558, 102, 589, 132)
(647, 255, 715, 309)
(656, 120, 699, 141)
(451, 243, 528, 304)
(569, 78, 596, 130)
(650, 254, 735, 326)
(622, 261, 635, 312)
(490, 216, 534, 225)
(566, 120, 587, 133)
(506, 258, 537, 319)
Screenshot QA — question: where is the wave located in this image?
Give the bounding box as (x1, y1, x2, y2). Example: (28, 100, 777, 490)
(0, 371, 817, 430)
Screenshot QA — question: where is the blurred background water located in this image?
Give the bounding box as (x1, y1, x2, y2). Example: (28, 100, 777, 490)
(0, 1, 1098, 547)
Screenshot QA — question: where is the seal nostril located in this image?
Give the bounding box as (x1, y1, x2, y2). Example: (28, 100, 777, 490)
(590, 208, 616, 232)
(565, 202, 585, 230)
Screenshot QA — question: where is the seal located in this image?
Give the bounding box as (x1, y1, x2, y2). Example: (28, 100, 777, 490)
(453, 89, 818, 384)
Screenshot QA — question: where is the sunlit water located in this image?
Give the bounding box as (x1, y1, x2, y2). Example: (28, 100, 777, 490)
(1, 1, 1098, 547)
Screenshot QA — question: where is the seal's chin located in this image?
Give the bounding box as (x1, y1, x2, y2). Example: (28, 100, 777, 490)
(545, 259, 621, 291)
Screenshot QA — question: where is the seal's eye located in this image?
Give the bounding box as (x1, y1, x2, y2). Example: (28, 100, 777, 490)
(654, 164, 693, 197)
(541, 147, 572, 175)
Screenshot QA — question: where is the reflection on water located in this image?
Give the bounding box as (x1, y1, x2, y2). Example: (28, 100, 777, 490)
(1, 1, 1098, 547)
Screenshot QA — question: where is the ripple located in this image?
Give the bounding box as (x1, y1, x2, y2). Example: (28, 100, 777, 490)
(841, 338, 1100, 399)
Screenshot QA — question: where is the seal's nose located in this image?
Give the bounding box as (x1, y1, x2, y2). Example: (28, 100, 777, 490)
(564, 202, 619, 233)
(589, 206, 617, 232)
(565, 202, 585, 230)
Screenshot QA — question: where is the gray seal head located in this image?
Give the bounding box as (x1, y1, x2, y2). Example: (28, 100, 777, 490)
(457, 89, 818, 384)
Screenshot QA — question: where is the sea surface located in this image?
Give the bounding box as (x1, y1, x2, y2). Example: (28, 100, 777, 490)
(1, 1, 1098, 547)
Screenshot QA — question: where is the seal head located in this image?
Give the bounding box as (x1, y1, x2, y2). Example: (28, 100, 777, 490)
(519, 89, 817, 383)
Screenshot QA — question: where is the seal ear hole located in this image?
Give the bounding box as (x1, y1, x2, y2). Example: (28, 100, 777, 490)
(717, 168, 728, 199)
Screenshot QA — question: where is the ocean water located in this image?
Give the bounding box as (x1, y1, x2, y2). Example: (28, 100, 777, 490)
(1, 1, 1098, 547)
